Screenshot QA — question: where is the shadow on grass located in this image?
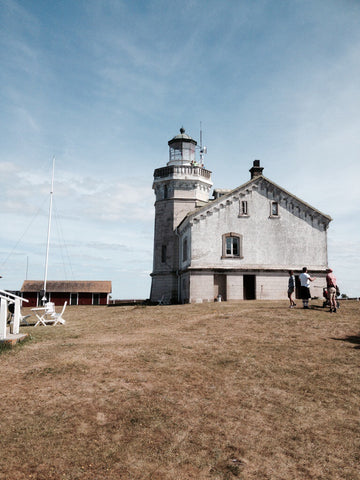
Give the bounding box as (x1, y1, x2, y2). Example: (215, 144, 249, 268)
(331, 334, 360, 349)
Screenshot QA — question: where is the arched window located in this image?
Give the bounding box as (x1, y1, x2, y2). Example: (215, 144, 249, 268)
(222, 233, 243, 258)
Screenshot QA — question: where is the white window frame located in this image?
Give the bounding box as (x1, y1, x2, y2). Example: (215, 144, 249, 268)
(239, 200, 249, 216)
(270, 201, 279, 217)
(222, 233, 243, 259)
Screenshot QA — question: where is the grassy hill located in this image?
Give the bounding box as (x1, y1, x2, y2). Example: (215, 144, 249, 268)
(1, 300, 359, 480)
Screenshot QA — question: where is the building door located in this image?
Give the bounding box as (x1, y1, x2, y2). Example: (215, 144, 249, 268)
(243, 275, 256, 300)
(214, 274, 227, 301)
(70, 293, 78, 306)
(92, 293, 100, 305)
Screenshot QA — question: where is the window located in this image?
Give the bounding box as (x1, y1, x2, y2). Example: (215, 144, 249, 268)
(183, 238, 188, 261)
(222, 233, 243, 258)
(226, 236, 239, 256)
(240, 200, 248, 216)
(163, 184, 168, 199)
(271, 201, 279, 216)
(161, 245, 167, 263)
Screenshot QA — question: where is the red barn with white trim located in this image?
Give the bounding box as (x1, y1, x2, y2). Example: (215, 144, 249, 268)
(21, 280, 112, 307)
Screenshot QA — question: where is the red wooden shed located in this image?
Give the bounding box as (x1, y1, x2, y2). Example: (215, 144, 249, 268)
(21, 280, 112, 307)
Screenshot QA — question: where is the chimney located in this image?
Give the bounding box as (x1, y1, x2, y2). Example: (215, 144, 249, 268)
(249, 159, 264, 179)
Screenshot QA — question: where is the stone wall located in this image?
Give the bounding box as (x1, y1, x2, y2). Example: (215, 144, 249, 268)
(182, 270, 327, 303)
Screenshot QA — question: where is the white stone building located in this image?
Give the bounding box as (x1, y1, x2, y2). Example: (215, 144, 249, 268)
(150, 128, 331, 303)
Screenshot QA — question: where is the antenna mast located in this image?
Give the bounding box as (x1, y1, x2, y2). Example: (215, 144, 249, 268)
(199, 121, 207, 166)
(26, 256, 29, 280)
(43, 157, 55, 303)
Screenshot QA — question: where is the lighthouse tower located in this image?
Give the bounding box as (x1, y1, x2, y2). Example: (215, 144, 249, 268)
(150, 128, 213, 303)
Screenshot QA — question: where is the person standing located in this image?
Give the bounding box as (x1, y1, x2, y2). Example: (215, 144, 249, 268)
(299, 267, 316, 309)
(326, 268, 337, 313)
(288, 270, 296, 308)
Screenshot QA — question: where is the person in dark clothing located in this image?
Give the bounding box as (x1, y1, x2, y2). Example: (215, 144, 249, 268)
(288, 270, 296, 308)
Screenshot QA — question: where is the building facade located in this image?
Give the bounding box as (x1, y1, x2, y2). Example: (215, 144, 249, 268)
(150, 129, 332, 303)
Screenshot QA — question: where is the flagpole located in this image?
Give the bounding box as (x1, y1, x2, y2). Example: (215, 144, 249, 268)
(43, 157, 55, 304)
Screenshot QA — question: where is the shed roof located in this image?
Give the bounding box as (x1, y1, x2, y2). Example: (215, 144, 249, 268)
(21, 280, 112, 293)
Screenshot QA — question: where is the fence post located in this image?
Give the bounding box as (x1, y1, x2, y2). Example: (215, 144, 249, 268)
(11, 298, 21, 335)
(0, 297, 8, 340)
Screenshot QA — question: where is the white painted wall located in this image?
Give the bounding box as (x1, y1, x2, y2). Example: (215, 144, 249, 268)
(187, 188, 328, 271)
(227, 274, 244, 300)
(189, 274, 214, 303)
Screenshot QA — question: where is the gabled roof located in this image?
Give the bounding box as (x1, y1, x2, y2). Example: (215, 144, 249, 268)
(177, 174, 332, 231)
(21, 280, 112, 293)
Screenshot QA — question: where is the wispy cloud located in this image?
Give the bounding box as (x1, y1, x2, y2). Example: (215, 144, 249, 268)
(1, 0, 359, 298)
(0, 162, 154, 223)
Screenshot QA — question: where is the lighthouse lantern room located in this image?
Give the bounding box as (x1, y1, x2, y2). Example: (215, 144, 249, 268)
(168, 127, 197, 166)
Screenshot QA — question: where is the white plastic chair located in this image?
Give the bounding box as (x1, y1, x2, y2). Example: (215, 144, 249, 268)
(19, 314, 32, 326)
(51, 301, 67, 326)
(10, 312, 31, 326)
(33, 302, 56, 327)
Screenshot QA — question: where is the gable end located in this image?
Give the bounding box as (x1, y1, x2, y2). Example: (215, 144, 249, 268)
(177, 175, 331, 233)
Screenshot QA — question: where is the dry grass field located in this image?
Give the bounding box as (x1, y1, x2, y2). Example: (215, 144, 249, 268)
(0, 300, 359, 480)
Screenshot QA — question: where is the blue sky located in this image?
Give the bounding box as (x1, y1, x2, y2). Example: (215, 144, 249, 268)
(1, 0, 359, 299)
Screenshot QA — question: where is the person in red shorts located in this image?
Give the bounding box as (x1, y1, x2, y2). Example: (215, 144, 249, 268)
(326, 268, 337, 313)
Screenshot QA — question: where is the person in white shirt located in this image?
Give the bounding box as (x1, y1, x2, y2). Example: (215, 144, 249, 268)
(299, 267, 316, 309)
